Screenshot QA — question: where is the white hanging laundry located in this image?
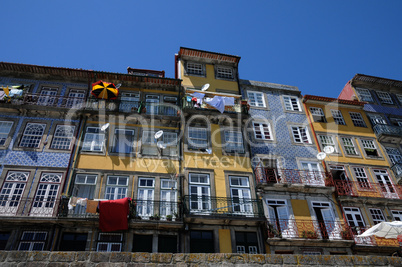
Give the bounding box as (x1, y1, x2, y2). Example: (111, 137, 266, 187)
(191, 92, 205, 105)
(223, 97, 235, 106)
(204, 96, 225, 113)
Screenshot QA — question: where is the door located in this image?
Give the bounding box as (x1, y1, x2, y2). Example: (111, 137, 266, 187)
(120, 93, 139, 112)
(160, 180, 177, 218)
(267, 200, 295, 238)
(38, 88, 57, 106)
(189, 185, 211, 213)
(0, 182, 26, 215)
(231, 188, 252, 214)
(374, 169, 398, 199)
(66, 91, 85, 108)
(301, 162, 323, 186)
(321, 208, 341, 239)
(145, 95, 159, 115)
(330, 165, 352, 195)
(30, 173, 61, 217)
(137, 178, 154, 218)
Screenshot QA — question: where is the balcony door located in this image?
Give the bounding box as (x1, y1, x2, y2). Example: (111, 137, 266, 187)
(0, 172, 29, 216)
(330, 165, 352, 195)
(145, 95, 159, 115)
(189, 173, 211, 214)
(312, 202, 341, 240)
(230, 176, 252, 215)
(137, 178, 154, 218)
(300, 162, 324, 186)
(267, 199, 295, 238)
(66, 90, 85, 108)
(38, 87, 58, 106)
(160, 179, 177, 218)
(30, 173, 62, 217)
(374, 169, 398, 199)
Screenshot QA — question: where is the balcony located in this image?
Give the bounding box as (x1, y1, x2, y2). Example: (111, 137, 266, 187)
(182, 196, 264, 218)
(373, 124, 402, 143)
(266, 219, 353, 241)
(254, 167, 333, 187)
(182, 90, 248, 115)
(2, 93, 86, 109)
(333, 180, 402, 199)
(0, 197, 60, 217)
(58, 197, 181, 221)
(391, 163, 402, 180)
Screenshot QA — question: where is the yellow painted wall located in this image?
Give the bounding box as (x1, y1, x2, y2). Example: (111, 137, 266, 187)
(218, 229, 232, 253)
(291, 199, 315, 237)
(180, 64, 238, 93)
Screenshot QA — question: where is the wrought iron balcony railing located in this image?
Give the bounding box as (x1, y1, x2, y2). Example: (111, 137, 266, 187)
(254, 167, 333, 187)
(6, 93, 86, 109)
(182, 91, 248, 114)
(182, 196, 264, 218)
(391, 163, 402, 179)
(58, 197, 181, 221)
(0, 197, 60, 217)
(373, 124, 402, 139)
(267, 219, 353, 241)
(333, 180, 402, 199)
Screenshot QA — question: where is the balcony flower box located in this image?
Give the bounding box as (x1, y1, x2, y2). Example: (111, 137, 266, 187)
(302, 230, 318, 239)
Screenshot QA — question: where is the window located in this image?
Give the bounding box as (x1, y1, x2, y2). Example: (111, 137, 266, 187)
(145, 95, 160, 115)
(368, 114, 387, 126)
(111, 128, 135, 154)
(142, 130, 178, 156)
(267, 199, 294, 238)
(235, 232, 258, 254)
(343, 207, 365, 232)
(19, 123, 46, 148)
(301, 162, 324, 186)
(189, 173, 211, 212)
(353, 167, 370, 188)
(318, 135, 337, 153)
(160, 180, 177, 218)
(216, 66, 234, 79)
(97, 233, 122, 252)
(376, 91, 393, 104)
(397, 94, 402, 104)
(374, 169, 397, 198)
(160, 132, 178, 157)
(349, 112, 366, 127)
(356, 88, 373, 102)
(369, 208, 385, 224)
(105, 176, 128, 200)
(51, 125, 75, 150)
(385, 147, 402, 164)
(0, 171, 29, 215)
(38, 87, 58, 106)
(330, 110, 346, 125)
(224, 131, 244, 153)
(133, 234, 153, 252)
(137, 178, 155, 218)
(30, 173, 62, 217)
(0, 121, 13, 146)
(18, 231, 47, 251)
(361, 139, 379, 157)
(72, 174, 97, 215)
(392, 210, 402, 221)
(341, 137, 358, 155)
(253, 122, 273, 140)
(247, 91, 265, 107)
(230, 176, 252, 214)
(190, 230, 214, 253)
(59, 233, 87, 251)
(0, 232, 10, 250)
(291, 126, 311, 144)
(309, 107, 326, 122)
(66, 90, 85, 109)
(186, 62, 204, 76)
(82, 127, 105, 152)
(188, 127, 208, 150)
(283, 96, 301, 111)
(119, 92, 140, 113)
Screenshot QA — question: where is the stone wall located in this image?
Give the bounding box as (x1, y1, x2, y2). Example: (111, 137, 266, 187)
(0, 251, 401, 266)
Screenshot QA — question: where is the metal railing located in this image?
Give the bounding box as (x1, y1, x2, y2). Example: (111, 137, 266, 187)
(391, 163, 402, 178)
(183, 196, 264, 218)
(0, 197, 60, 217)
(266, 219, 353, 241)
(333, 180, 402, 199)
(373, 124, 402, 139)
(254, 167, 333, 187)
(7, 93, 86, 109)
(58, 197, 181, 221)
(182, 93, 246, 114)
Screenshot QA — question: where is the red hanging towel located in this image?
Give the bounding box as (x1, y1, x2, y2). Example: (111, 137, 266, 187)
(99, 198, 129, 232)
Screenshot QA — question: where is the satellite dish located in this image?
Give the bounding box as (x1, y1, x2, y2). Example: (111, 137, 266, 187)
(205, 148, 212, 154)
(316, 152, 327, 160)
(100, 123, 110, 131)
(157, 141, 166, 149)
(115, 83, 122, 89)
(323, 146, 335, 154)
(201, 83, 210, 91)
(154, 130, 164, 139)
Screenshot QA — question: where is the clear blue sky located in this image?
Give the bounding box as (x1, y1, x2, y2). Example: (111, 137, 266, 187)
(1, 1, 401, 98)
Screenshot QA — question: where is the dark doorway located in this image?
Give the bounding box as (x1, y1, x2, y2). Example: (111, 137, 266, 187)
(190, 230, 214, 253)
(133, 234, 153, 252)
(59, 233, 87, 251)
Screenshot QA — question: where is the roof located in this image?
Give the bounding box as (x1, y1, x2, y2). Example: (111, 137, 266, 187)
(178, 47, 240, 64)
(351, 74, 402, 90)
(0, 62, 181, 86)
(303, 94, 365, 106)
(240, 79, 299, 92)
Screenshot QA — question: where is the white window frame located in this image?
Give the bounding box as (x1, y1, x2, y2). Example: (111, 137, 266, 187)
(0, 121, 13, 146)
(247, 91, 265, 107)
(137, 177, 155, 218)
(330, 110, 346, 125)
(309, 107, 326, 122)
(66, 89, 85, 108)
(361, 139, 380, 157)
(283, 96, 301, 111)
(97, 233, 123, 252)
(230, 176, 252, 214)
(0, 171, 29, 215)
(188, 127, 208, 150)
(105, 176, 128, 200)
(38, 87, 58, 106)
(291, 126, 311, 144)
(19, 123, 46, 148)
(369, 208, 385, 224)
(356, 88, 373, 102)
(189, 173, 211, 213)
(343, 207, 365, 228)
(368, 114, 387, 126)
(186, 62, 204, 76)
(30, 173, 62, 217)
(18, 231, 47, 251)
(111, 128, 135, 154)
(385, 147, 402, 165)
(391, 210, 402, 221)
(318, 135, 337, 153)
(353, 167, 370, 189)
(376, 91, 393, 104)
(253, 122, 273, 140)
(51, 125, 75, 150)
(349, 112, 367, 127)
(224, 130, 244, 153)
(82, 127, 105, 152)
(341, 137, 358, 156)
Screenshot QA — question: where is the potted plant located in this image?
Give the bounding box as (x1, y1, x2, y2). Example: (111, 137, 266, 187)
(173, 212, 179, 221)
(166, 215, 173, 221)
(341, 229, 352, 240)
(153, 214, 160, 220)
(302, 230, 318, 239)
(267, 224, 281, 238)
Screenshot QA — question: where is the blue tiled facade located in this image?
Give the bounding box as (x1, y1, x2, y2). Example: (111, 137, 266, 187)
(240, 80, 319, 170)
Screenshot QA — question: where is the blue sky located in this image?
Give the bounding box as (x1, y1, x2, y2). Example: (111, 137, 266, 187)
(1, 1, 401, 98)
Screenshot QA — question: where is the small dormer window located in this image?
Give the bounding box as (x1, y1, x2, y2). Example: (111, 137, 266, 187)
(376, 91, 393, 104)
(216, 66, 234, 80)
(186, 62, 204, 76)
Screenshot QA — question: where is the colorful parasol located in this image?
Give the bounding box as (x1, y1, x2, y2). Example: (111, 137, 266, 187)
(91, 80, 119, 100)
